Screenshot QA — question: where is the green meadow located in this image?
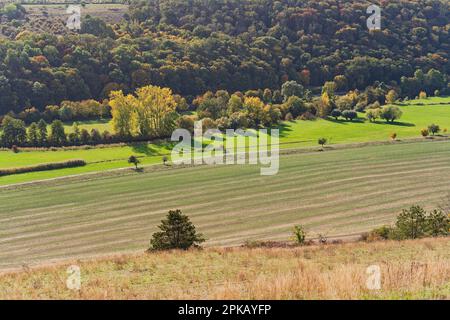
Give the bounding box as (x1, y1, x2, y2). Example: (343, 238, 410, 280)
(279, 97, 450, 147)
(0, 97, 449, 186)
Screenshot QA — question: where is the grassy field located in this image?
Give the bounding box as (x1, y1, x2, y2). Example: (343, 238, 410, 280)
(0, 97, 449, 186)
(67, 96, 450, 146)
(279, 97, 450, 147)
(1, 140, 450, 270)
(0, 143, 174, 185)
(0, 238, 448, 299)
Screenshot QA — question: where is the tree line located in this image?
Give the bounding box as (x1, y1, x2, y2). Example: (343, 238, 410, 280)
(1, 76, 447, 148)
(0, 116, 113, 148)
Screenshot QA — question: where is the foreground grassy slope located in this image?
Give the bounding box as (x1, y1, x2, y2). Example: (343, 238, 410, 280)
(1, 141, 450, 269)
(1, 238, 449, 299)
(0, 97, 449, 185)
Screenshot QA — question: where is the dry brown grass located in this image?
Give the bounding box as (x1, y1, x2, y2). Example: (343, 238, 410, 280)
(0, 238, 449, 300)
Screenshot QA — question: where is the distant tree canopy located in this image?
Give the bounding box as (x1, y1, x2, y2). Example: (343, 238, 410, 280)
(0, 0, 448, 117)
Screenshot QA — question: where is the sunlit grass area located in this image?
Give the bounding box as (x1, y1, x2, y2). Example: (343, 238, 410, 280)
(1, 97, 449, 185)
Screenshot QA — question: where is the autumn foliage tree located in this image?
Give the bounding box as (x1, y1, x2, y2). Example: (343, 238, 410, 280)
(109, 91, 137, 138)
(385, 90, 398, 104)
(135, 86, 177, 138)
(110, 85, 178, 139)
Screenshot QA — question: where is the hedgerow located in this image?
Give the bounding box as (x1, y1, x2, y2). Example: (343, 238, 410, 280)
(0, 159, 86, 176)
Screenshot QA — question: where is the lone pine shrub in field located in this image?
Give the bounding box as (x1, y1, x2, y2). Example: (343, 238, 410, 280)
(395, 205, 427, 239)
(426, 210, 450, 237)
(150, 210, 205, 251)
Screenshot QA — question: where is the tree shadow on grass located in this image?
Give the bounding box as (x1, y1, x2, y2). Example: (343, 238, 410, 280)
(372, 121, 416, 127)
(326, 117, 366, 125)
(64, 119, 110, 126)
(129, 141, 176, 156)
(277, 122, 293, 138)
(326, 118, 349, 125)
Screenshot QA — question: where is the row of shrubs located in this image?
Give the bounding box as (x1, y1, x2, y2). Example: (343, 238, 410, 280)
(290, 205, 449, 246)
(362, 205, 449, 241)
(329, 105, 403, 123)
(0, 159, 87, 177)
(421, 124, 447, 137)
(145, 204, 449, 252)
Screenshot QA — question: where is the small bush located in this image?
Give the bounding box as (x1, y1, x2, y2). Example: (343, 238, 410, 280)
(421, 129, 429, 138)
(128, 155, 140, 169)
(366, 205, 449, 241)
(426, 210, 450, 237)
(293, 225, 307, 245)
(362, 226, 395, 242)
(0, 159, 86, 177)
(318, 137, 327, 147)
(390, 132, 397, 140)
(428, 124, 440, 136)
(419, 91, 427, 99)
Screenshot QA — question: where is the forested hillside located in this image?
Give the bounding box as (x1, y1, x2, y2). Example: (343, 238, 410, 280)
(0, 0, 448, 115)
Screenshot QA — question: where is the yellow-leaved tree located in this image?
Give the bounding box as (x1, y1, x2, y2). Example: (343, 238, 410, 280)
(386, 90, 398, 104)
(318, 91, 333, 117)
(135, 86, 177, 138)
(109, 85, 178, 139)
(109, 90, 137, 138)
(243, 96, 266, 127)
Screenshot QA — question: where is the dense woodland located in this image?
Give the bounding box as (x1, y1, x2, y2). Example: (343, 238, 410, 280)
(0, 0, 449, 147)
(0, 0, 448, 114)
